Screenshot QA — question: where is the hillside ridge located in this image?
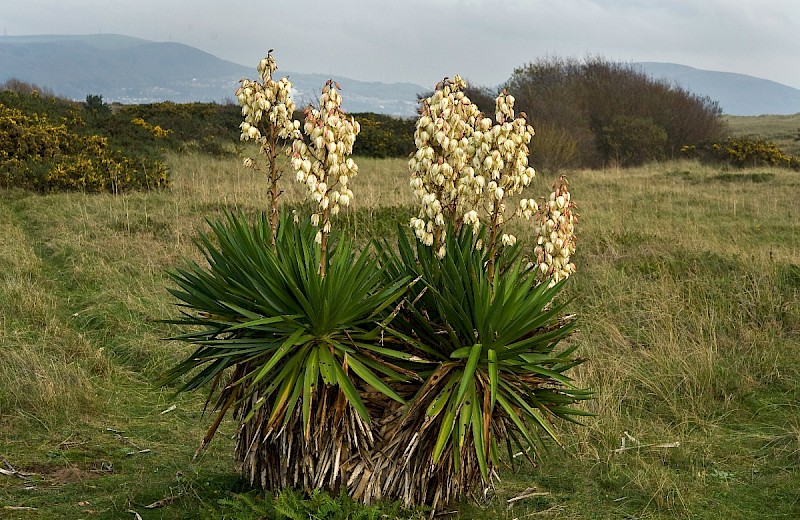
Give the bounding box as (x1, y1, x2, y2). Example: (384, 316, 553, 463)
(3, 34, 800, 116)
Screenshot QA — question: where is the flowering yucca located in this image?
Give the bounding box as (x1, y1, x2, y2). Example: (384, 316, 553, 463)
(235, 50, 301, 244)
(290, 79, 360, 271)
(409, 77, 578, 285)
(532, 175, 577, 286)
(467, 89, 537, 278)
(372, 76, 590, 509)
(164, 59, 424, 502)
(409, 79, 540, 269)
(236, 52, 299, 143)
(409, 75, 482, 258)
(164, 66, 588, 511)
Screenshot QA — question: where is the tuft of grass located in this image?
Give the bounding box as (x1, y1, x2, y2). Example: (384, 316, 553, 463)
(207, 488, 427, 520)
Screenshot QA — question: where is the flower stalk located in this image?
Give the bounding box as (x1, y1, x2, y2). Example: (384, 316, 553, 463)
(410, 80, 539, 284)
(236, 50, 300, 246)
(533, 175, 577, 286)
(290, 79, 360, 275)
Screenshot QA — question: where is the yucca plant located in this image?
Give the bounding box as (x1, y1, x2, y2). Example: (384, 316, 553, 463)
(161, 211, 416, 492)
(351, 227, 592, 508)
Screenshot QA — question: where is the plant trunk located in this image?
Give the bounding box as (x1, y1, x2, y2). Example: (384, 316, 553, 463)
(486, 204, 502, 286)
(235, 385, 374, 494)
(319, 206, 331, 277)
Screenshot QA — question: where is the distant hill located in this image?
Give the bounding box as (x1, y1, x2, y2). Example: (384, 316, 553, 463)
(5, 35, 799, 117)
(0, 34, 425, 116)
(635, 62, 800, 116)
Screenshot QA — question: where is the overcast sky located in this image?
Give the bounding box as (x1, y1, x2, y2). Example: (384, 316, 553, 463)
(4, 0, 800, 90)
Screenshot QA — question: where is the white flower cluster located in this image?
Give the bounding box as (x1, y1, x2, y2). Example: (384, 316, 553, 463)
(533, 176, 577, 287)
(409, 75, 482, 258)
(235, 51, 300, 144)
(290, 80, 360, 243)
(467, 90, 537, 247)
(409, 77, 578, 282)
(409, 79, 538, 258)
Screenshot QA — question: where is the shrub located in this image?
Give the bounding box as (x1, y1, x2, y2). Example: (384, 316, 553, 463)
(84, 94, 111, 118)
(682, 136, 800, 170)
(505, 56, 727, 168)
(108, 102, 240, 157)
(351, 113, 415, 158)
(362, 226, 590, 507)
(529, 121, 583, 173)
(597, 115, 668, 167)
(161, 212, 413, 491)
(0, 102, 169, 193)
(0, 78, 56, 98)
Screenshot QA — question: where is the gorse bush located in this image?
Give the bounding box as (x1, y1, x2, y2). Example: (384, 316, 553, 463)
(115, 101, 242, 156)
(111, 99, 417, 160)
(682, 136, 800, 170)
(163, 55, 589, 511)
(351, 113, 415, 158)
(0, 100, 169, 192)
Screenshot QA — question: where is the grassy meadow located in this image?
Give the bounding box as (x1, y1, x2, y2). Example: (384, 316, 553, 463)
(1, 151, 799, 518)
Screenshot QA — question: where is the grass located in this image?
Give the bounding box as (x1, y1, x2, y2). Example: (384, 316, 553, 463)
(1, 152, 799, 518)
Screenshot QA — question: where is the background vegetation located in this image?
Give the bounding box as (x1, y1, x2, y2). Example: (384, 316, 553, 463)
(6, 76, 799, 188)
(2, 71, 800, 517)
(0, 82, 170, 192)
(503, 57, 728, 171)
(726, 113, 800, 156)
(1, 146, 798, 517)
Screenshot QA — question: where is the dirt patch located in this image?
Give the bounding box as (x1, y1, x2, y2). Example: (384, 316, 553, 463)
(47, 466, 99, 485)
(5, 462, 111, 485)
